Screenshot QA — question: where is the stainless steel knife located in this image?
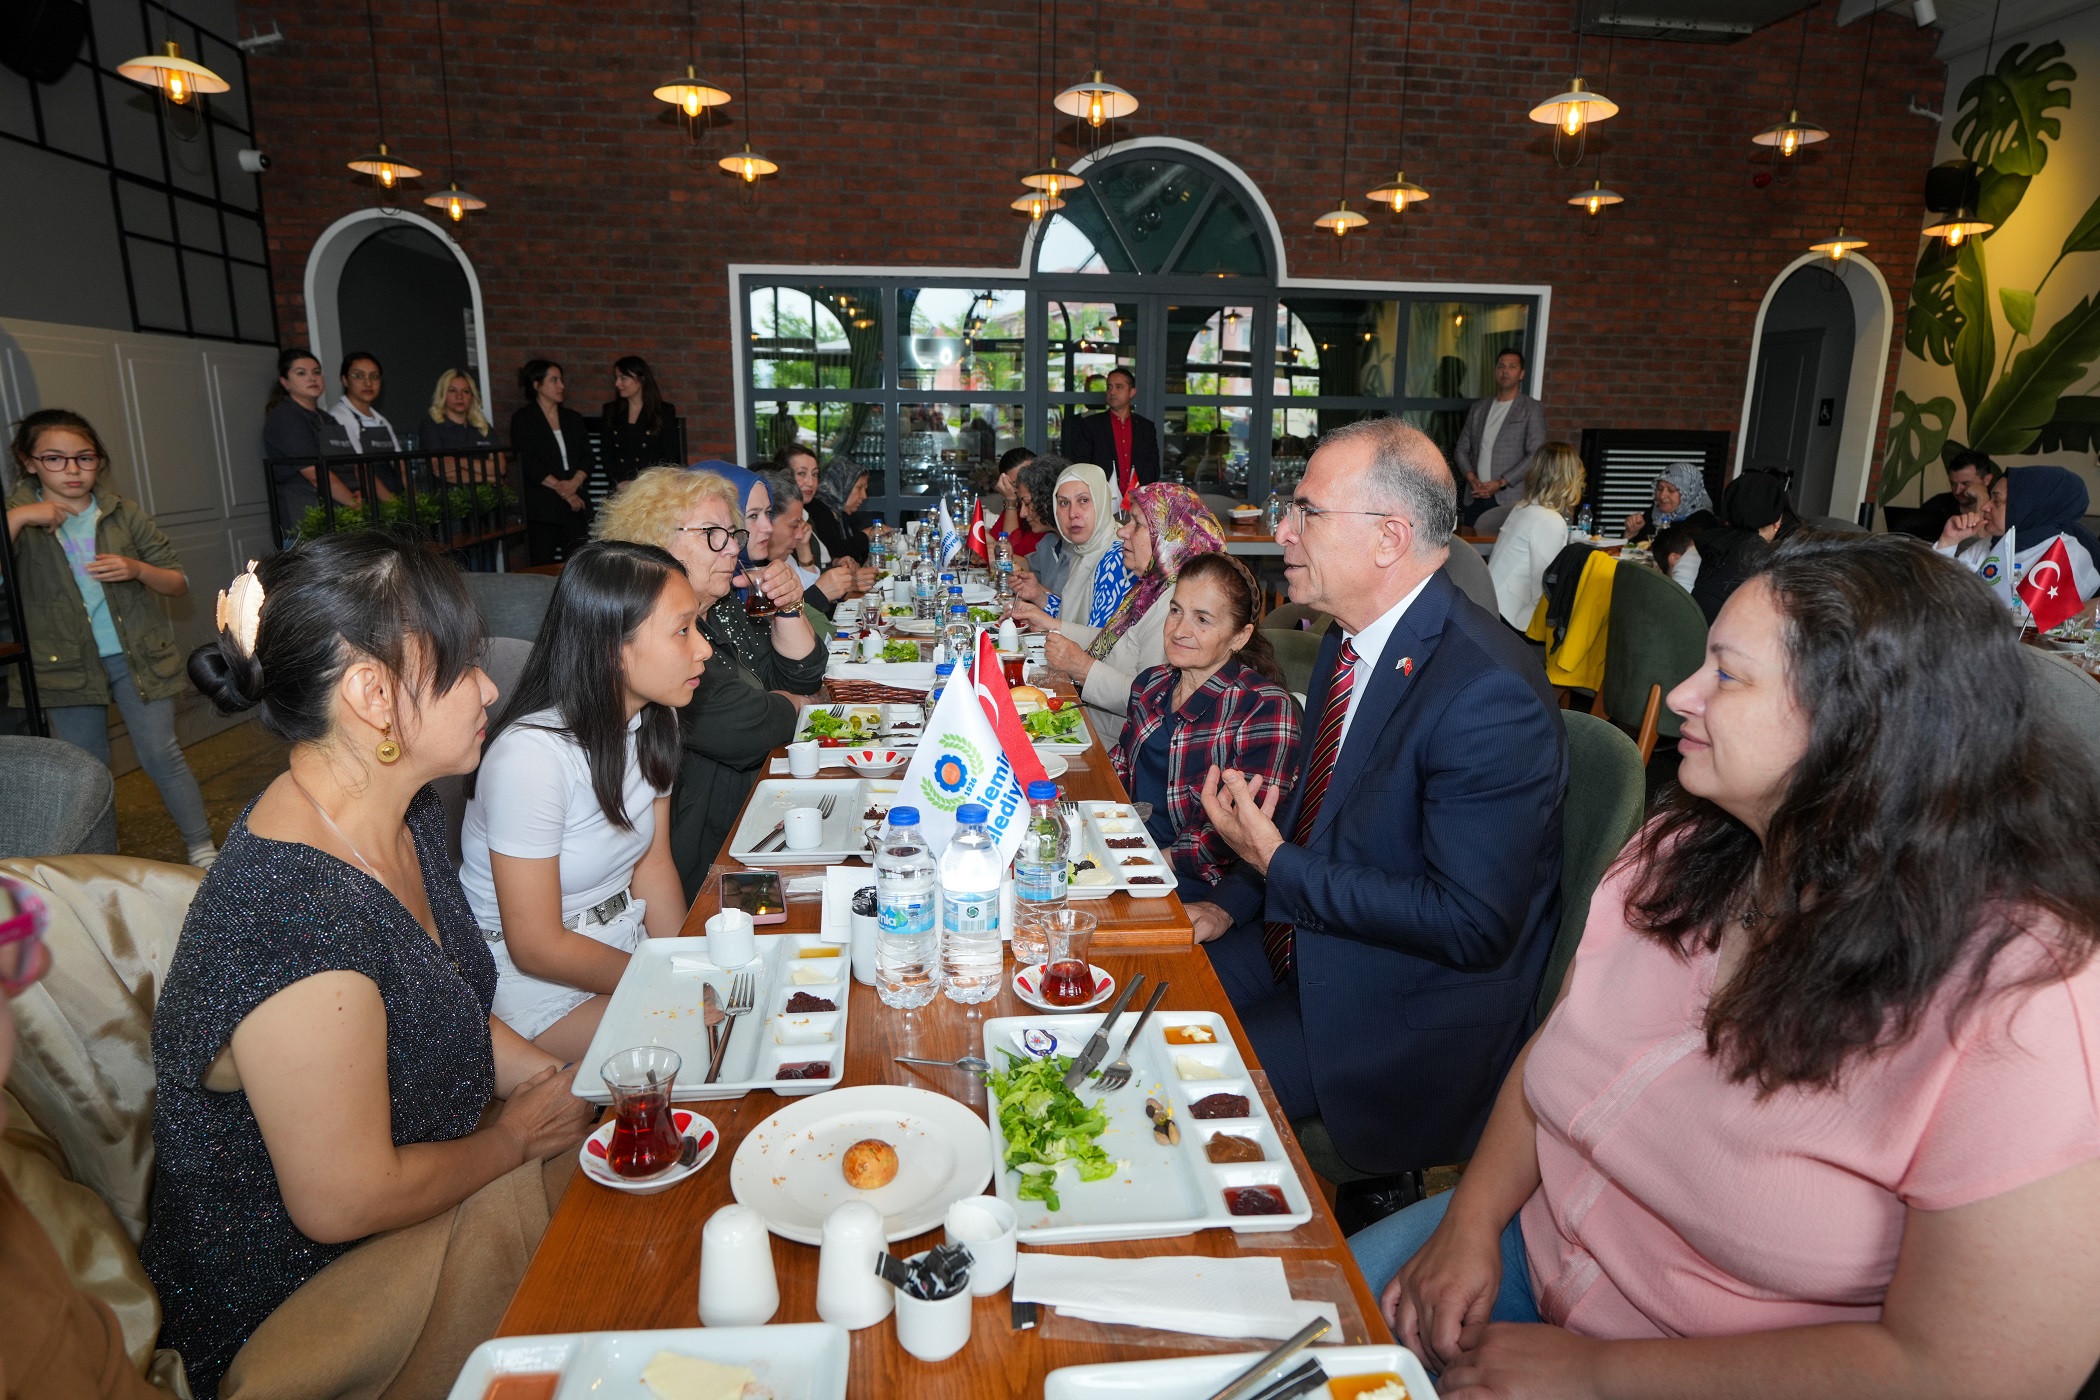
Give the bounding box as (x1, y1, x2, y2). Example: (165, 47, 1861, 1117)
(1062, 973, 1144, 1089)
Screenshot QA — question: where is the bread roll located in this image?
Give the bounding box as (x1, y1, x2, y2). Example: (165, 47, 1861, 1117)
(842, 1137, 899, 1190)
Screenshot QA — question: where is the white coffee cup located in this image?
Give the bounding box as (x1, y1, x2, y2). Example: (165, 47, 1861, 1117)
(892, 1251, 973, 1362)
(816, 1201, 893, 1330)
(704, 906, 757, 968)
(944, 1196, 1019, 1296)
(784, 806, 825, 851)
(697, 1203, 779, 1327)
(787, 740, 822, 778)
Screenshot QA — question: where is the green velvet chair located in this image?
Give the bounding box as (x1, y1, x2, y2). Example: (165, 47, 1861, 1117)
(1262, 627, 1325, 701)
(1592, 560, 1707, 762)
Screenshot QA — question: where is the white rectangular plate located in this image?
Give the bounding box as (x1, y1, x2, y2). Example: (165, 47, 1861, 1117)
(572, 935, 848, 1104)
(1068, 799, 1173, 899)
(981, 1009, 1314, 1244)
(1045, 1344, 1436, 1400)
(447, 1323, 850, 1400)
(792, 702, 925, 749)
(730, 778, 876, 866)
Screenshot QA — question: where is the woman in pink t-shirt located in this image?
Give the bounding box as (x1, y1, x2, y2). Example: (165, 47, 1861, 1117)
(1351, 534, 2100, 1398)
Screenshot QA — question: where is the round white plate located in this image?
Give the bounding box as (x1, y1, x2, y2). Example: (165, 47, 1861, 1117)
(1035, 753, 1068, 780)
(1011, 962, 1115, 1011)
(578, 1109, 718, 1194)
(731, 1085, 992, 1244)
(891, 617, 939, 636)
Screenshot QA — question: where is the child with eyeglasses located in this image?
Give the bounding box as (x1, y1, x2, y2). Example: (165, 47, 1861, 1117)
(5, 408, 217, 867)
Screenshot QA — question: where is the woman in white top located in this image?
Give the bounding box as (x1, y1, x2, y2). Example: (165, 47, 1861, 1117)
(327, 351, 403, 499)
(1488, 442, 1586, 630)
(461, 540, 712, 1058)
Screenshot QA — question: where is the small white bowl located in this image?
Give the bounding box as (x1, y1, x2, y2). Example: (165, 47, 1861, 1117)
(578, 1108, 718, 1194)
(845, 748, 905, 777)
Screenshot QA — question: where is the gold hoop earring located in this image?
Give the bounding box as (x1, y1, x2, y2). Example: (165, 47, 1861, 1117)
(375, 722, 402, 765)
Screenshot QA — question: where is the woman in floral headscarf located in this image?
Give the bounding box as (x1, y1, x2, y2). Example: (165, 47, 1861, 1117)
(1043, 482, 1227, 745)
(1623, 460, 1717, 544)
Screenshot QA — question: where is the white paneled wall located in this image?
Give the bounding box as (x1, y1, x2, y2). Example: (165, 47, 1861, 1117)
(0, 316, 281, 767)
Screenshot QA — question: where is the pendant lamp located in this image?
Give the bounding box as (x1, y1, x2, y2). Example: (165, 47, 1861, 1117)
(1367, 0, 1429, 215)
(1313, 0, 1365, 238)
(1530, 76, 1619, 137)
(1808, 6, 1876, 262)
(1315, 199, 1369, 237)
(117, 41, 228, 107)
(1021, 157, 1084, 197)
(1569, 178, 1623, 215)
(1011, 192, 1066, 219)
(1752, 8, 1827, 159)
(1368, 171, 1430, 213)
(716, 0, 778, 182)
(655, 0, 731, 132)
(347, 0, 420, 190)
(721, 142, 778, 182)
(1054, 69, 1139, 127)
(420, 0, 485, 222)
(1922, 0, 2004, 248)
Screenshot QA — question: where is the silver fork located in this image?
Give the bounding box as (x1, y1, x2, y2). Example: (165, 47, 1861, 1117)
(828, 704, 845, 718)
(707, 970, 759, 1083)
(818, 794, 838, 819)
(1095, 982, 1169, 1092)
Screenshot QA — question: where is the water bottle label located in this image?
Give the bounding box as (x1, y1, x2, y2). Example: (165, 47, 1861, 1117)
(1016, 862, 1067, 904)
(941, 886, 1001, 936)
(879, 898, 933, 936)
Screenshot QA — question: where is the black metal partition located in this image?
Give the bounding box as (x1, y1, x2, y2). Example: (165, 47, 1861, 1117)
(263, 447, 523, 568)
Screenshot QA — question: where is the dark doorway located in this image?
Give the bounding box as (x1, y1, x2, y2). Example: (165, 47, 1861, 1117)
(335, 225, 476, 434)
(1746, 265, 1855, 516)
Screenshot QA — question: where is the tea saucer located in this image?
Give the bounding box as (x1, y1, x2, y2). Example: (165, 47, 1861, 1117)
(1011, 963, 1115, 1012)
(579, 1109, 718, 1194)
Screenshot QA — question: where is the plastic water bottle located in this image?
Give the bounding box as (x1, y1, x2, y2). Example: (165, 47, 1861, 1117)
(1012, 781, 1069, 966)
(1265, 489, 1286, 533)
(943, 603, 975, 671)
(939, 803, 1005, 1003)
(993, 533, 1016, 603)
(873, 807, 940, 1008)
(925, 661, 955, 721)
(1574, 504, 1594, 540)
(911, 556, 938, 620)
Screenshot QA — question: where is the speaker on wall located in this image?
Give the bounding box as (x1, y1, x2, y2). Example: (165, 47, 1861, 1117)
(0, 0, 90, 84)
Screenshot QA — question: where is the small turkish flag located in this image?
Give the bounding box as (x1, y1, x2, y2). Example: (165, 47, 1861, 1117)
(974, 631, 1048, 790)
(2017, 536, 2084, 633)
(965, 500, 990, 561)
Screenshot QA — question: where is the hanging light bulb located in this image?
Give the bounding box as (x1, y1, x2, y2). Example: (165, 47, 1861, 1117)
(1313, 198, 1368, 238)
(1923, 206, 1992, 247)
(1010, 190, 1066, 219)
(1809, 225, 1869, 261)
(1021, 157, 1084, 198)
(1529, 77, 1618, 136)
(1752, 109, 1828, 158)
(719, 141, 778, 182)
(1568, 179, 1624, 216)
(1054, 70, 1139, 127)
(1366, 170, 1430, 214)
(348, 142, 422, 189)
(117, 41, 229, 107)
(655, 63, 733, 118)
(423, 181, 486, 223)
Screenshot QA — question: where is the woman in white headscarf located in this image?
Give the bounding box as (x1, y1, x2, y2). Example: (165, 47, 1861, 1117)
(1011, 461, 1135, 636)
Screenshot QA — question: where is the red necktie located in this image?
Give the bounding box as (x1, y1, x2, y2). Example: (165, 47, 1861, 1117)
(1262, 636, 1360, 982)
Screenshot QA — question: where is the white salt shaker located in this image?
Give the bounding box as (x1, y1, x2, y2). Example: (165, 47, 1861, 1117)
(697, 1203, 778, 1327)
(815, 1200, 894, 1330)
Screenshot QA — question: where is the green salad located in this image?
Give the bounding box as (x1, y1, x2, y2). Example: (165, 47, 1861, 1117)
(884, 604, 913, 617)
(987, 1051, 1115, 1211)
(969, 606, 1002, 625)
(880, 640, 921, 663)
(800, 709, 880, 742)
(1022, 707, 1085, 742)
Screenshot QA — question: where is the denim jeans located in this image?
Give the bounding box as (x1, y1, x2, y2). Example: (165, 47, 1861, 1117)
(1348, 1188, 1543, 1339)
(48, 652, 212, 849)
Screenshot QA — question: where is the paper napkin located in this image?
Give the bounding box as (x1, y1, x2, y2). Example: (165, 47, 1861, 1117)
(1011, 1255, 1341, 1340)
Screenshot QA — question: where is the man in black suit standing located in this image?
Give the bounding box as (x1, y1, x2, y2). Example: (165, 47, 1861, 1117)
(1060, 366, 1159, 501)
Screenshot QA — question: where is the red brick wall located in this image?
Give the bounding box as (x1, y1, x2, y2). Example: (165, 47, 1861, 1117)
(239, 0, 1945, 467)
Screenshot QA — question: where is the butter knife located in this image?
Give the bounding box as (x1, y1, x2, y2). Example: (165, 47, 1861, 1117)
(1202, 1318, 1331, 1400)
(1062, 973, 1144, 1089)
(701, 983, 723, 1072)
(746, 817, 787, 855)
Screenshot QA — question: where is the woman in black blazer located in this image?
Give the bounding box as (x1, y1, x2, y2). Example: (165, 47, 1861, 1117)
(511, 358, 593, 564)
(599, 356, 681, 489)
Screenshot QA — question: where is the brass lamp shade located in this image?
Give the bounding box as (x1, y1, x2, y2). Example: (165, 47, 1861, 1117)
(1569, 179, 1623, 215)
(116, 42, 229, 104)
(1011, 191, 1067, 219)
(655, 64, 733, 117)
(423, 182, 487, 223)
(719, 142, 779, 182)
(1809, 225, 1869, 261)
(1021, 157, 1084, 196)
(1054, 70, 1139, 127)
(1367, 170, 1430, 212)
(348, 142, 423, 189)
(1313, 199, 1369, 237)
(1528, 76, 1618, 136)
(1752, 109, 1829, 157)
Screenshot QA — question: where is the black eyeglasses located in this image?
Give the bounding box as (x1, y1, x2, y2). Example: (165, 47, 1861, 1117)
(674, 524, 749, 553)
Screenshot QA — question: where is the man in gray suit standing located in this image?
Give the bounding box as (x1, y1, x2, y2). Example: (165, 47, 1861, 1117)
(1453, 348, 1548, 526)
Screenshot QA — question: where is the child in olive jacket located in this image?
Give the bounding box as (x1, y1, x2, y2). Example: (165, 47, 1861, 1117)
(5, 409, 215, 865)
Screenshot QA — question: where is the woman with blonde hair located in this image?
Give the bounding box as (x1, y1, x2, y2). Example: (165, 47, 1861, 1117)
(596, 466, 825, 897)
(1487, 442, 1585, 631)
(421, 367, 494, 450)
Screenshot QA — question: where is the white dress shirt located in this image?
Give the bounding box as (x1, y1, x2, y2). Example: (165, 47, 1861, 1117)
(1333, 571, 1435, 755)
(1475, 398, 1514, 483)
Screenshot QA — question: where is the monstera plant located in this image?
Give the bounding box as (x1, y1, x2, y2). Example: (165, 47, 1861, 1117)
(1881, 40, 2100, 504)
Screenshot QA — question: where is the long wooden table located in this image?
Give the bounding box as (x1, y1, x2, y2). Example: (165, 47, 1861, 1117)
(497, 706, 1391, 1394)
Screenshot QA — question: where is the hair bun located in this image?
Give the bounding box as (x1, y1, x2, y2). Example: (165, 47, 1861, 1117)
(188, 640, 263, 714)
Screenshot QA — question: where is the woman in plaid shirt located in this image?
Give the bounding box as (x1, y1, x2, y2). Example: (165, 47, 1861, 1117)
(1112, 552, 1301, 901)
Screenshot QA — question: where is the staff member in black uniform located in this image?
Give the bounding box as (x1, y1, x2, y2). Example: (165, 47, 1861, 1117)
(510, 358, 592, 565)
(599, 356, 680, 490)
(261, 347, 360, 542)
(1060, 366, 1160, 500)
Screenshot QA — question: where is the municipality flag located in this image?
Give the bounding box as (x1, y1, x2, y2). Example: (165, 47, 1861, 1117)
(1977, 526, 2016, 609)
(936, 500, 965, 567)
(897, 652, 1028, 862)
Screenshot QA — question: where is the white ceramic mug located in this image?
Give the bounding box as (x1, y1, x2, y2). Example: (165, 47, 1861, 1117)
(784, 806, 825, 851)
(704, 906, 757, 968)
(892, 1253, 973, 1362)
(787, 740, 822, 778)
(891, 576, 912, 605)
(944, 1196, 1019, 1296)
(815, 1201, 894, 1330)
(697, 1203, 778, 1327)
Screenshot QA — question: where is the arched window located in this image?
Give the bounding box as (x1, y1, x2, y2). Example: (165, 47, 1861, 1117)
(733, 139, 1549, 516)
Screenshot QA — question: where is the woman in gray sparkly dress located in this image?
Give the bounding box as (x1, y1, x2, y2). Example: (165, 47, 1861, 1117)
(142, 533, 594, 1396)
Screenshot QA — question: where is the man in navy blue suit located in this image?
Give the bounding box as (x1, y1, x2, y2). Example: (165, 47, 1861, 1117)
(1188, 416, 1565, 1221)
